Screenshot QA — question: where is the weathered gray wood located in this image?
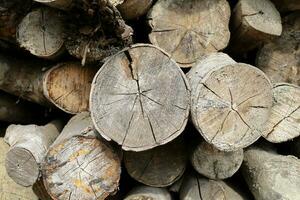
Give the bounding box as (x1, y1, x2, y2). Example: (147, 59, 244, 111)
(229, 0, 282, 54)
(0, 138, 38, 200)
(262, 83, 300, 143)
(4, 121, 62, 186)
(124, 186, 172, 200)
(271, 0, 300, 12)
(242, 147, 300, 200)
(256, 12, 300, 85)
(17, 7, 66, 60)
(190, 141, 243, 180)
(0, 54, 97, 114)
(90, 44, 190, 151)
(187, 53, 273, 151)
(147, 0, 231, 67)
(180, 173, 248, 200)
(42, 112, 121, 200)
(118, 0, 153, 20)
(124, 139, 187, 187)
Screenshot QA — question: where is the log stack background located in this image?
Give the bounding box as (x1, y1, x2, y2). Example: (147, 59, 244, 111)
(0, 0, 299, 199)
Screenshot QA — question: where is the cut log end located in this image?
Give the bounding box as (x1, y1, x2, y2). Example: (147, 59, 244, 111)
(118, 0, 153, 20)
(90, 44, 190, 151)
(124, 186, 172, 200)
(43, 136, 121, 200)
(44, 62, 97, 114)
(5, 147, 39, 187)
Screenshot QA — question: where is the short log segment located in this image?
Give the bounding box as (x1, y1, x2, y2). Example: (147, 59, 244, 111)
(180, 174, 247, 200)
(242, 147, 300, 200)
(124, 186, 172, 200)
(256, 12, 300, 85)
(0, 54, 97, 114)
(17, 7, 66, 60)
(117, 0, 153, 20)
(42, 112, 121, 200)
(0, 138, 38, 200)
(190, 141, 243, 180)
(90, 44, 190, 151)
(271, 0, 300, 12)
(124, 139, 187, 187)
(147, 0, 231, 67)
(229, 0, 282, 54)
(187, 53, 273, 151)
(262, 83, 300, 143)
(4, 121, 62, 187)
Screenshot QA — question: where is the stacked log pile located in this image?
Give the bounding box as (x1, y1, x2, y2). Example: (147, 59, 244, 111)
(0, 0, 299, 199)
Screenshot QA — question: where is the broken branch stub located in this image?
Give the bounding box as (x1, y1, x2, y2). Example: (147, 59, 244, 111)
(90, 44, 190, 151)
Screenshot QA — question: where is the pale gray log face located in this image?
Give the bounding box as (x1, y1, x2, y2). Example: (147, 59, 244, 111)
(124, 186, 172, 200)
(90, 44, 190, 151)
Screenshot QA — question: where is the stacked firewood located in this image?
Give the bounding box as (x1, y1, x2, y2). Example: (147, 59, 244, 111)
(0, 0, 299, 199)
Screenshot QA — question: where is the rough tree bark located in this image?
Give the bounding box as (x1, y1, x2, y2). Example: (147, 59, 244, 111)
(0, 0, 32, 42)
(117, 0, 153, 20)
(242, 147, 300, 200)
(0, 138, 38, 200)
(180, 173, 248, 200)
(0, 54, 97, 114)
(42, 112, 121, 200)
(90, 44, 190, 151)
(124, 186, 172, 200)
(271, 0, 300, 12)
(4, 120, 63, 187)
(256, 12, 300, 85)
(229, 0, 282, 54)
(262, 83, 300, 143)
(187, 53, 273, 151)
(124, 139, 187, 187)
(147, 0, 231, 67)
(190, 141, 244, 180)
(17, 7, 66, 60)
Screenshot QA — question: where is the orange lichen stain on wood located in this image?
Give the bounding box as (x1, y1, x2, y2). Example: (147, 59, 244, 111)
(68, 149, 91, 161)
(73, 179, 92, 194)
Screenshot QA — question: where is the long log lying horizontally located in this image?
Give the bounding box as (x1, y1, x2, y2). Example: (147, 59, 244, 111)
(90, 44, 190, 151)
(187, 53, 273, 151)
(42, 112, 121, 200)
(242, 146, 300, 200)
(190, 141, 243, 180)
(262, 83, 300, 143)
(147, 0, 231, 67)
(229, 0, 282, 54)
(4, 120, 63, 186)
(124, 186, 172, 200)
(0, 54, 97, 113)
(124, 138, 187, 187)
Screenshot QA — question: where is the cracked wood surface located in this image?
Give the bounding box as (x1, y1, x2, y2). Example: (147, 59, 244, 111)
(90, 44, 190, 151)
(180, 173, 247, 200)
(256, 12, 300, 85)
(17, 7, 66, 60)
(124, 138, 187, 187)
(262, 83, 300, 143)
(42, 112, 121, 200)
(229, 0, 282, 54)
(117, 0, 153, 20)
(190, 141, 243, 180)
(4, 120, 62, 186)
(124, 186, 172, 200)
(147, 0, 231, 67)
(242, 147, 300, 200)
(187, 53, 273, 151)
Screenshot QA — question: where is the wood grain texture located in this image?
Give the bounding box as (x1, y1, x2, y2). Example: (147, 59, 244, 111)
(118, 0, 153, 20)
(124, 186, 172, 200)
(124, 139, 187, 187)
(42, 112, 121, 200)
(190, 141, 243, 180)
(230, 0, 282, 54)
(262, 83, 300, 143)
(256, 12, 300, 85)
(90, 44, 190, 151)
(242, 147, 300, 200)
(148, 0, 231, 67)
(4, 121, 62, 186)
(188, 53, 273, 151)
(0, 138, 38, 200)
(180, 173, 248, 200)
(17, 7, 66, 60)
